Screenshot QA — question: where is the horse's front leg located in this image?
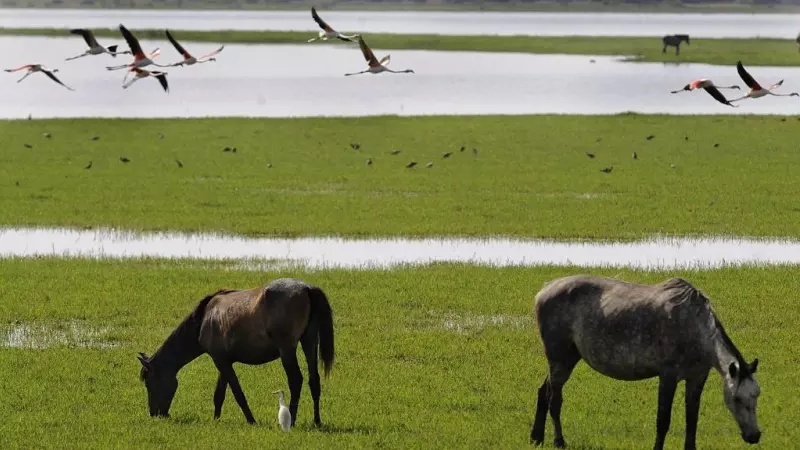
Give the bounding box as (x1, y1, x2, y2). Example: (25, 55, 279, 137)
(662, 45, 667, 54)
(212, 357, 256, 424)
(675, 44, 680, 56)
(654, 374, 678, 450)
(213, 372, 228, 419)
(683, 372, 709, 450)
(280, 346, 304, 426)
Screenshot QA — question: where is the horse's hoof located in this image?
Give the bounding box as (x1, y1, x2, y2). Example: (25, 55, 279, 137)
(554, 438, 567, 449)
(530, 437, 544, 446)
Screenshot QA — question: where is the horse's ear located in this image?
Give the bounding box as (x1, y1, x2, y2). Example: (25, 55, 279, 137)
(749, 358, 759, 374)
(728, 361, 739, 379)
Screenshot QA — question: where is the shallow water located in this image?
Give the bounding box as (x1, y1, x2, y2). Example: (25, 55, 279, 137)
(3, 37, 800, 118)
(1, 9, 799, 38)
(2, 227, 800, 270)
(2, 321, 117, 349)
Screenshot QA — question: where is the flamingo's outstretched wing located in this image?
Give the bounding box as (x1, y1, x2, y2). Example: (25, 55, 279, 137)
(166, 30, 191, 59)
(703, 86, 736, 107)
(736, 61, 762, 90)
(199, 45, 225, 60)
(154, 73, 169, 93)
(358, 36, 380, 67)
(379, 55, 390, 66)
(768, 79, 785, 90)
(42, 70, 74, 91)
(70, 28, 99, 48)
(4, 64, 33, 72)
(311, 7, 334, 32)
(119, 24, 144, 57)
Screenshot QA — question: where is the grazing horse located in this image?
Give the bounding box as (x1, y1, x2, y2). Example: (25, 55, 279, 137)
(137, 278, 335, 427)
(662, 34, 690, 55)
(796, 33, 800, 53)
(530, 275, 761, 449)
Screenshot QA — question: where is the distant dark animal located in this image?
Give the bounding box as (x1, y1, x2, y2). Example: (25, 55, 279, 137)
(796, 33, 800, 52)
(530, 275, 761, 450)
(350, 143, 360, 150)
(91, 136, 100, 141)
(472, 148, 479, 155)
(460, 146, 466, 152)
(42, 132, 51, 139)
(632, 151, 638, 160)
(442, 152, 452, 159)
(646, 135, 656, 140)
(585, 152, 595, 159)
(662, 34, 690, 55)
(600, 166, 613, 173)
(175, 159, 183, 168)
(366, 159, 372, 166)
(137, 279, 335, 428)
(120, 157, 130, 163)
(406, 161, 417, 168)
(84, 161, 92, 170)
(426, 162, 433, 168)
(390, 149, 401, 155)
(23, 143, 32, 149)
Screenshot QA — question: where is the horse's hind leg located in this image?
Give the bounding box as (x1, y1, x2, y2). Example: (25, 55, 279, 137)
(653, 374, 679, 450)
(280, 345, 304, 426)
(546, 345, 581, 448)
(530, 377, 551, 445)
(213, 372, 228, 419)
(212, 357, 256, 424)
(675, 44, 680, 56)
(301, 329, 322, 426)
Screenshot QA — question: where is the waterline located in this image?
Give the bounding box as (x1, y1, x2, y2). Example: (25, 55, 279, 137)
(2, 227, 800, 270)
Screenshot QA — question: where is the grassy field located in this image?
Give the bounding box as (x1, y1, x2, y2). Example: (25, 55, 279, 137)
(4, 28, 800, 66)
(3, 115, 800, 239)
(0, 258, 797, 449)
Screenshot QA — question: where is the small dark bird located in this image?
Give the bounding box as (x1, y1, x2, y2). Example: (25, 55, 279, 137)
(267, 163, 273, 168)
(585, 152, 595, 158)
(84, 161, 92, 170)
(472, 148, 478, 155)
(406, 161, 417, 168)
(223, 147, 232, 152)
(90, 136, 100, 141)
(442, 152, 452, 159)
(366, 159, 372, 166)
(158, 133, 165, 139)
(713, 143, 719, 148)
(15, 181, 20, 186)
(646, 135, 655, 140)
(175, 159, 183, 168)
(426, 162, 433, 168)
(781, 118, 787, 122)
(42, 132, 51, 139)
(600, 166, 613, 173)
(632, 152, 638, 160)
(350, 143, 360, 150)
(24, 143, 32, 149)
(670, 164, 677, 169)
(232, 147, 237, 153)
(390, 149, 401, 155)
(684, 136, 689, 141)
(460, 146, 466, 152)
(120, 157, 130, 163)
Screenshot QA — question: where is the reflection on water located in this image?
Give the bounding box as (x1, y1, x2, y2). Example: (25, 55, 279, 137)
(2, 227, 800, 270)
(3, 37, 800, 118)
(1, 9, 799, 38)
(2, 321, 118, 349)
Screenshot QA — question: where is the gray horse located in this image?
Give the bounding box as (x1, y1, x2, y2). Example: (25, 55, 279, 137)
(530, 275, 761, 449)
(662, 34, 690, 55)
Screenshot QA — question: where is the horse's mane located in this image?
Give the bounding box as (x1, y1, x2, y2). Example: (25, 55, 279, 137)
(139, 289, 238, 381)
(659, 277, 705, 306)
(712, 314, 750, 377)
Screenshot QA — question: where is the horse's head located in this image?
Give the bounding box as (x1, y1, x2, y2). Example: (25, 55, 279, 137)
(137, 352, 178, 418)
(723, 358, 761, 444)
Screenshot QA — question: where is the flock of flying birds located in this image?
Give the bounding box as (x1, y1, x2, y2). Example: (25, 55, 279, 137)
(672, 60, 799, 107)
(2, 7, 412, 93)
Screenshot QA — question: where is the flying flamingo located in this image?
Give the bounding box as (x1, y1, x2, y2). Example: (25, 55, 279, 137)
(65, 28, 131, 61)
(345, 36, 415, 76)
(106, 24, 166, 71)
(729, 60, 799, 103)
(670, 79, 740, 107)
(122, 67, 169, 93)
(164, 30, 224, 66)
(307, 7, 360, 43)
(4, 64, 74, 91)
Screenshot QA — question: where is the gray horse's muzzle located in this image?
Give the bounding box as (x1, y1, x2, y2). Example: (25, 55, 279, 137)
(742, 431, 761, 444)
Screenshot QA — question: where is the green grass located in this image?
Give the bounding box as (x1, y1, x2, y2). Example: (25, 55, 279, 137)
(0, 258, 796, 448)
(4, 115, 800, 239)
(4, 27, 800, 66)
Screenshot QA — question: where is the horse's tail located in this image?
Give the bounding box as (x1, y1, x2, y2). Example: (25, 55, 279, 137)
(308, 285, 335, 378)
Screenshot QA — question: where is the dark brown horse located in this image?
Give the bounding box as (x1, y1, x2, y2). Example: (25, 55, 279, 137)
(137, 278, 335, 427)
(530, 275, 761, 449)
